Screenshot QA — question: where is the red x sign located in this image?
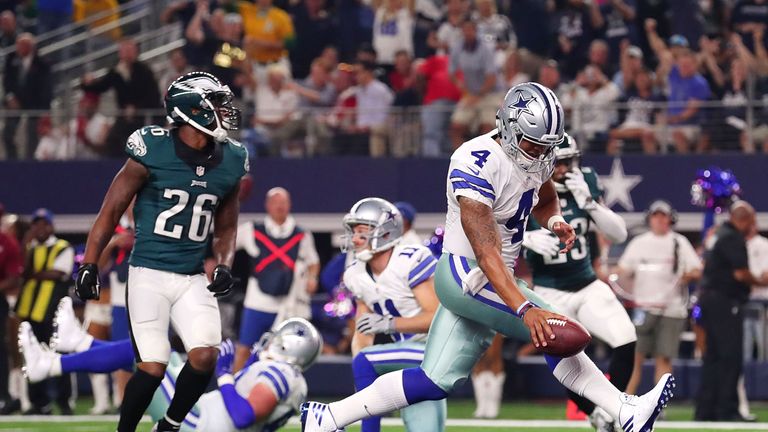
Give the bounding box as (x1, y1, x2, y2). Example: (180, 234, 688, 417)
(253, 230, 305, 273)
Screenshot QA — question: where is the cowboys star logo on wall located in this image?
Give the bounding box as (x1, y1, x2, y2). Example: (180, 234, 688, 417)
(509, 92, 535, 120)
(599, 158, 643, 211)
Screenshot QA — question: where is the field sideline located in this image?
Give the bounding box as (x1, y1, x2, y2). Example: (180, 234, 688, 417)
(0, 400, 766, 431)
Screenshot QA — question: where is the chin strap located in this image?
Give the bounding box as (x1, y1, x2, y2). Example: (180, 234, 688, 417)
(173, 106, 228, 143)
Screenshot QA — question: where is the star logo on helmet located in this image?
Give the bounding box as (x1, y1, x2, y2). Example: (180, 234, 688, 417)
(509, 92, 535, 120)
(296, 328, 305, 337)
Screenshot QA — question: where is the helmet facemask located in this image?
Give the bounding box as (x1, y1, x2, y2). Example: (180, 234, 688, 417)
(496, 114, 557, 173)
(166, 72, 240, 142)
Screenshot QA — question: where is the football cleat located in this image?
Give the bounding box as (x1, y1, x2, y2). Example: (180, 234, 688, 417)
(18, 322, 58, 383)
(617, 373, 675, 432)
(300, 402, 344, 432)
(589, 406, 617, 432)
(50, 297, 93, 353)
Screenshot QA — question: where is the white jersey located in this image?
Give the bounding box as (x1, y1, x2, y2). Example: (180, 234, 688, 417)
(444, 132, 553, 268)
(344, 244, 438, 342)
(195, 359, 307, 432)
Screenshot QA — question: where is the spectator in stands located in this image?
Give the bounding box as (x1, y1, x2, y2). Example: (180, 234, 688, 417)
(696, 201, 768, 421)
(334, 0, 374, 61)
(434, 0, 468, 53)
(588, 39, 615, 77)
(234, 187, 320, 370)
(607, 67, 664, 154)
(597, 0, 638, 64)
(613, 43, 645, 94)
(473, 0, 515, 54)
(499, 49, 530, 89)
(320, 45, 339, 70)
(210, 13, 255, 99)
(416, 46, 460, 156)
(0, 10, 16, 50)
(388, 50, 420, 156)
(253, 64, 301, 156)
(372, 0, 414, 68)
(16, 209, 75, 415)
(33, 115, 68, 161)
(73, 0, 122, 46)
(289, 0, 337, 79)
(65, 92, 113, 159)
(449, 19, 499, 150)
(0, 203, 22, 414)
(616, 200, 702, 396)
(81, 38, 162, 156)
(731, 0, 768, 53)
(184, 3, 227, 70)
(37, 0, 72, 34)
(354, 60, 395, 156)
(2, 33, 52, 160)
(164, 0, 223, 68)
(560, 64, 620, 152)
(537, 59, 566, 98)
(158, 48, 194, 96)
(290, 58, 336, 155)
(553, 0, 604, 79)
(325, 64, 359, 154)
(240, 0, 295, 79)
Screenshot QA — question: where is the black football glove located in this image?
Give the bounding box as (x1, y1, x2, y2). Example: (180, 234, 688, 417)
(208, 265, 237, 298)
(75, 263, 100, 300)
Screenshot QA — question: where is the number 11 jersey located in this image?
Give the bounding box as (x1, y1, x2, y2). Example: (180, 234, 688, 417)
(443, 131, 553, 268)
(125, 126, 248, 275)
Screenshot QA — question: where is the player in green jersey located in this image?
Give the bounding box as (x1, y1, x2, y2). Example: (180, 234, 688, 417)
(523, 134, 636, 432)
(74, 71, 248, 432)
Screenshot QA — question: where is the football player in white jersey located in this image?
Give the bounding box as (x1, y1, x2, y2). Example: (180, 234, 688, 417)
(342, 197, 445, 432)
(19, 298, 320, 432)
(302, 82, 675, 432)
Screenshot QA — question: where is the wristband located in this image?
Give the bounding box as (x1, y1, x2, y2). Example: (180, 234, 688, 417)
(547, 215, 566, 231)
(515, 300, 538, 318)
(217, 374, 235, 387)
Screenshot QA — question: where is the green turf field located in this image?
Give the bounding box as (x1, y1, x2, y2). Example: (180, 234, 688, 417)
(0, 399, 767, 431)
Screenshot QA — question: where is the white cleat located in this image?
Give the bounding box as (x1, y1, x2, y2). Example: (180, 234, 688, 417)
(18, 322, 58, 383)
(300, 402, 344, 432)
(50, 297, 92, 353)
(590, 406, 617, 432)
(617, 373, 676, 432)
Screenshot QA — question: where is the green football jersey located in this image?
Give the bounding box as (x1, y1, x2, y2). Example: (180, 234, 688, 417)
(524, 167, 603, 291)
(125, 126, 248, 275)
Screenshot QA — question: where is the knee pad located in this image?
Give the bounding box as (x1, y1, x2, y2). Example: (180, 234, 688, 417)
(402, 368, 449, 403)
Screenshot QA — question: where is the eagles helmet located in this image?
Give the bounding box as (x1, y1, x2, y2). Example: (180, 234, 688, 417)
(262, 318, 322, 371)
(165, 71, 241, 142)
(496, 82, 565, 173)
(554, 133, 581, 168)
(342, 197, 403, 262)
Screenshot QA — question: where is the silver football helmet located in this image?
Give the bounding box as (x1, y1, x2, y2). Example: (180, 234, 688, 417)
(262, 318, 322, 371)
(342, 197, 403, 262)
(496, 82, 565, 173)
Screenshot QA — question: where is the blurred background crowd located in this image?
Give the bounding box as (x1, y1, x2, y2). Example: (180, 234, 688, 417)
(4, 0, 768, 160)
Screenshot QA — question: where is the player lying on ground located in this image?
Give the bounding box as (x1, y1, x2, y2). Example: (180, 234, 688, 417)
(301, 82, 675, 432)
(20, 298, 321, 432)
(523, 133, 636, 432)
(342, 197, 445, 432)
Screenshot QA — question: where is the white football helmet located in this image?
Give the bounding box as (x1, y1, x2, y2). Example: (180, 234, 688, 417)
(261, 318, 322, 371)
(496, 82, 565, 173)
(342, 197, 404, 262)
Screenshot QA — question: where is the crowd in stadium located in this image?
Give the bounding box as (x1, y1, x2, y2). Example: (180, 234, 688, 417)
(3, 0, 768, 159)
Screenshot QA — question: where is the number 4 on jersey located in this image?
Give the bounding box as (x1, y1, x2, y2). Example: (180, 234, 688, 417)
(471, 150, 491, 168)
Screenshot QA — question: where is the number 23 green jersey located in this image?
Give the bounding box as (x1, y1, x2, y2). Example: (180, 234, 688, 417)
(125, 126, 248, 275)
(524, 167, 603, 291)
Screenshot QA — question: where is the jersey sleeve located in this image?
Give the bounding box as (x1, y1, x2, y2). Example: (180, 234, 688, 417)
(581, 167, 604, 200)
(342, 264, 362, 297)
(406, 246, 438, 289)
(448, 146, 500, 208)
(253, 362, 297, 403)
(125, 128, 150, 165)
(227, 139, 250, 178)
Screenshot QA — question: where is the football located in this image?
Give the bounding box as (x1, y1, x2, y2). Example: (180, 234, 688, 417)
(539, 318, 592, 357)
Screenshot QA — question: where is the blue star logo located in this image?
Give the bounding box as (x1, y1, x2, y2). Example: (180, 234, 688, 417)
(509, 92, 535, 120)
(296, 328, 306, 337)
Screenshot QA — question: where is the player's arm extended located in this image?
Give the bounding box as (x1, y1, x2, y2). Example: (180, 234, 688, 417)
(83, 159, 148, 264)
(459, 196, 562, 347)
(587, 200, 628, 243)
(532, 180, 576, 252)
(211, 182, 241, 268)
(220, 381, 279, 429)
(391, 278, 439, 334)
(351, 300, 375, 356)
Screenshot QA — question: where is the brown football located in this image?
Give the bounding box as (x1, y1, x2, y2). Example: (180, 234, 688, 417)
(539, 317, 592, 357)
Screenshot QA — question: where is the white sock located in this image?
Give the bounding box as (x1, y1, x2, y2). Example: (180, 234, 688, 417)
(50, 354, 63, 377)
(90, 373, 111, 411)
(737, 375, 750, 417)
(17, 371, 30, 412)
(551, 352, 623, 420)
(472, 372, 489, 417)
(111, 375, 123, 408)
(486, 372, 505, 418)
(8, 368, 20, 399)
(329, 370, 409, 428)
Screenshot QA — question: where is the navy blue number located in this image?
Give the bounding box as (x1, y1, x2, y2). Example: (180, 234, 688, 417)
(504, 189, 535, 244)
(372, 299, 401, 317)
(398, 246, 418, 258)
(470, 150, 490, 168)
